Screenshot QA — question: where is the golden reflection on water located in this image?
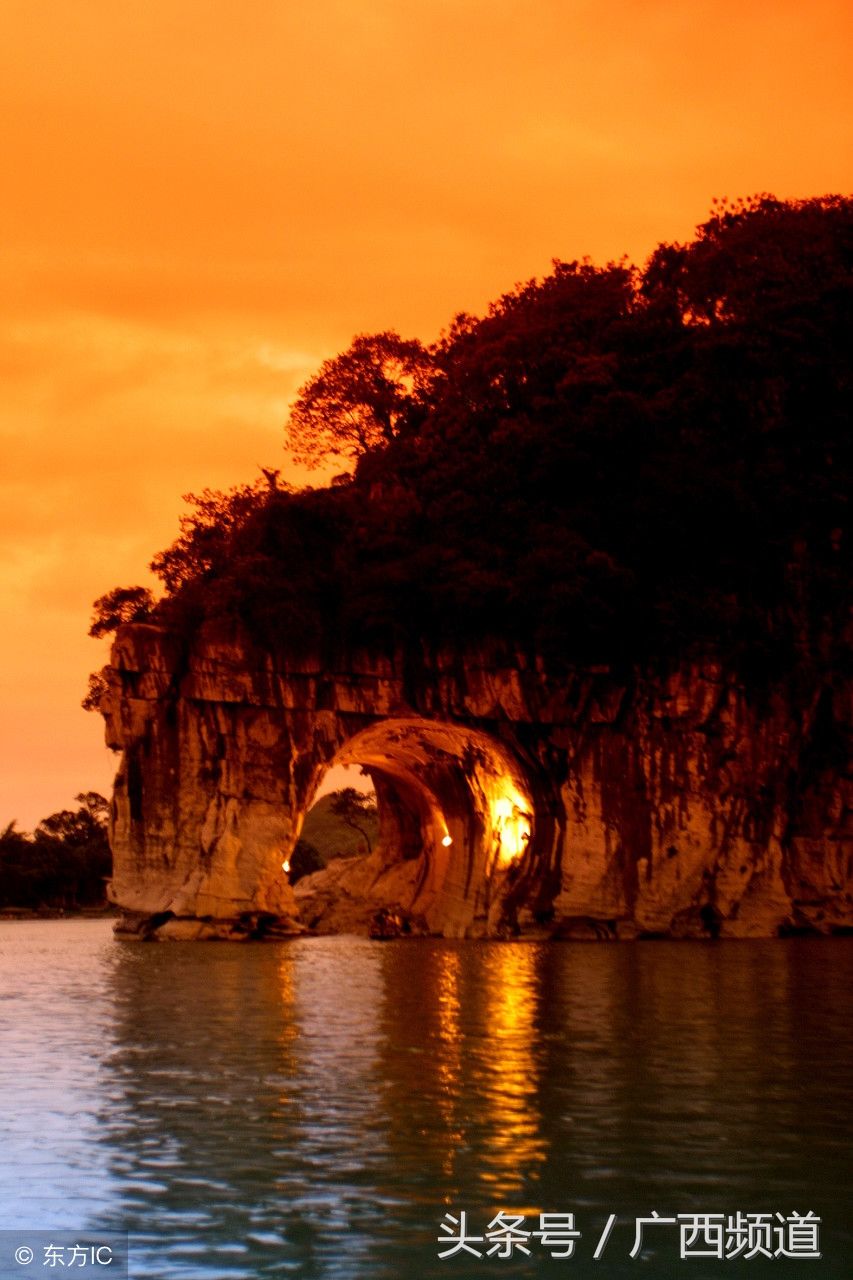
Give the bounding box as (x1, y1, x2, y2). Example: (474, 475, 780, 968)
(434, 948, 464, 1181)
(15, 928, 848, 1278)
(374, 942, 548, 1209)
(477, 944, 546, 1202)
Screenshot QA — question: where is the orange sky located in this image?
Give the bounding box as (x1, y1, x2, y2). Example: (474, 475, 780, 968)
(1, 0, 851, 828)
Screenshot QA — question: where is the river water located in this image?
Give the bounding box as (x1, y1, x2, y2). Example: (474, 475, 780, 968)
(0, 921, 849, 1278)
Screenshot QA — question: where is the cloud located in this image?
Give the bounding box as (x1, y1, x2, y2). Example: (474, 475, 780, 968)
(0, 310, 321, 826)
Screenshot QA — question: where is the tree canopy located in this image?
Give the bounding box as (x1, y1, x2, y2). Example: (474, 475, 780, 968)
(285, 331, 432, 470)
(329, 788, 378, 853)
(0, 794, 111, 911)
(91, 195, 853, 680)
(89, 586, 155, 638)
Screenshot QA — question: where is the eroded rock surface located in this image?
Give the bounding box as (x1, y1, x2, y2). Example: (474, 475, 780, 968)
(100, 622, 852, 940)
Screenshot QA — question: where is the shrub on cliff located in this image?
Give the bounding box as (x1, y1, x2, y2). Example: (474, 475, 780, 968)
(89, 586, 155, 638)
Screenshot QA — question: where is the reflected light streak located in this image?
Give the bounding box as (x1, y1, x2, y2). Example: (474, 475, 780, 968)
(435, 949, 465, 1182)
(276, 951, 299, 1063)
(478, 945, 546, 1199)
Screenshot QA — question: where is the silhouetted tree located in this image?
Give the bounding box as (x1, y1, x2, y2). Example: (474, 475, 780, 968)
(149, 481, 272, 594)
(0, 794, 111, 910)
(94, 194, 852, 680)
(329, 788, 378, 854)
(286, 331, 433, 469)
(89, 586, 155, 638)
(82, 671, 108, 713)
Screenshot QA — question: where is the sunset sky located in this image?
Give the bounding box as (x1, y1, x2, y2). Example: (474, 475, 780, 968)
(1, 0, 851, 828)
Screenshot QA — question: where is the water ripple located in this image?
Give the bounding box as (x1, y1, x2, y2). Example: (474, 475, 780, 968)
(0, 924, 850, 1277)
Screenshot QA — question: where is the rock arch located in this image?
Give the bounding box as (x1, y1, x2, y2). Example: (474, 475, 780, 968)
(99, 622, 852, 940)
(295, 717, 545, 937)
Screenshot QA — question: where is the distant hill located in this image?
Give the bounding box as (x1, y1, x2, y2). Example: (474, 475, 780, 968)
(300, 791, 379, 863)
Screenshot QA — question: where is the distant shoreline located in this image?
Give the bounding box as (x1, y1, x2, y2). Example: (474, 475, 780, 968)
(0, 906, 119, 920)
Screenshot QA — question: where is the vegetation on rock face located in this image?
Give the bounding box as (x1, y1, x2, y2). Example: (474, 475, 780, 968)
(90, 196, 852, 676)
(0, 793, 111, 911)
(89, 586, 156, 639)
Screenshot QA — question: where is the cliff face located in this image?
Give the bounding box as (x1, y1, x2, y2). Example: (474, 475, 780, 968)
(100, 622, 852, 940)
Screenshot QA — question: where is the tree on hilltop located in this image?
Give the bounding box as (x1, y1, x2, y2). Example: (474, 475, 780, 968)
(285, 331, 433, 470)
(149, 480, 274, 595)
(87, 194, 852, 676)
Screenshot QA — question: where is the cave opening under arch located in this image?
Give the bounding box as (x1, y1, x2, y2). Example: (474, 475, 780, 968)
(290, 718, 548, 938)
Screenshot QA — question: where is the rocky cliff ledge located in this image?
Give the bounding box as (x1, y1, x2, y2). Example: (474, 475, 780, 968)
(99, 622, 852, 940)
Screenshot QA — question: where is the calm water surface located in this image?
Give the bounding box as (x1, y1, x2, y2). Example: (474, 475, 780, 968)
(0, 921, 849, 1278)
